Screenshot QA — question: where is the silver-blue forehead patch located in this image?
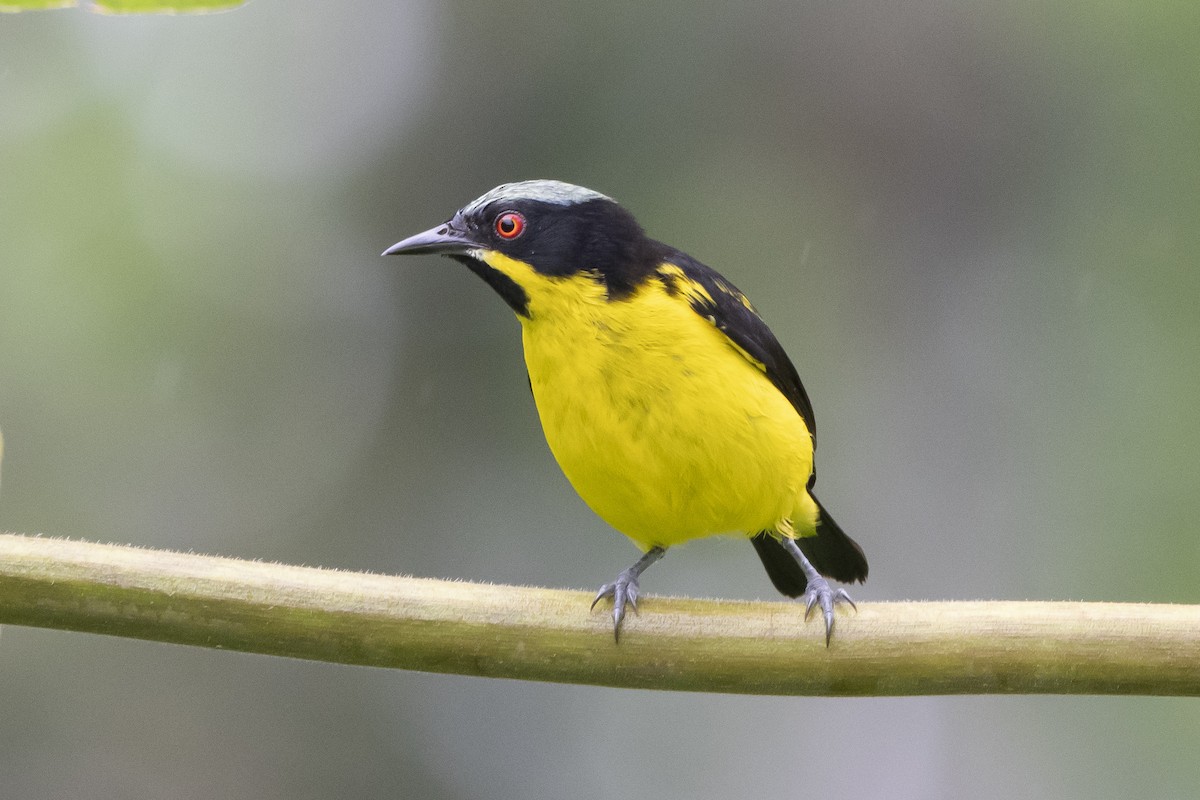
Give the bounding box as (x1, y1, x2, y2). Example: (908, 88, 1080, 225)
(460, 180, 613, 216)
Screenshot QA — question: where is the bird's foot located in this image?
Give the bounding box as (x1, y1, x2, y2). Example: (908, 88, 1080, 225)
(591, 568, 643, 641)
(590, 546, 665, 642)
(803, 576, 857, 646)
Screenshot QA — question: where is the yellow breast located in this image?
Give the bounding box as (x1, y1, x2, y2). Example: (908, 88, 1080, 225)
(480, 251, 818, 551)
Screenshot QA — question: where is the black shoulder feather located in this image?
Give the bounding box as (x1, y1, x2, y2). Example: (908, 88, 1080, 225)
(654, 247, 818, 449)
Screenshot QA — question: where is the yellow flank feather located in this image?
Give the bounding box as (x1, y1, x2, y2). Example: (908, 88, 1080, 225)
(479, 250, 819, 552)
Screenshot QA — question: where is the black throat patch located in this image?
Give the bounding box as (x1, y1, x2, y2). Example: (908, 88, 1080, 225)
(452, 254, 531, 317)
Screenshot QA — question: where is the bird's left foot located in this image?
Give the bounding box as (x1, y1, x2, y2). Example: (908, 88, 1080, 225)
(803, 576, 857, 646)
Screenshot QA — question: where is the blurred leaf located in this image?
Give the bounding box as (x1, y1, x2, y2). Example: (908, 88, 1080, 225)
(0, 0, 72, 7)
(0, 0, 245, 11)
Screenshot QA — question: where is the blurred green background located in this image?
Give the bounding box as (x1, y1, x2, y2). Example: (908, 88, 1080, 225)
(2, 2, 1199, 798)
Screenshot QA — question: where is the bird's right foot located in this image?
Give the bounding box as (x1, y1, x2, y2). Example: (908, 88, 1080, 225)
(590, 546, 667, 642)
(591, 568, 642, 641)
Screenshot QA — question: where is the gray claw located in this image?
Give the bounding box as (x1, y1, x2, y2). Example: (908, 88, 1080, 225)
(802, 576, 857, 646)
(591, 546, 666, 643)
(591, 572, 642, 641)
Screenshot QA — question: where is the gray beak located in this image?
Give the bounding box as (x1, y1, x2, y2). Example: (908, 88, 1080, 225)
(382, 217, 481, 257)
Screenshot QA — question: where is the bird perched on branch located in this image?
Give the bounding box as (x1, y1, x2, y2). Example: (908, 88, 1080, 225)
(384, 180, 867, 643)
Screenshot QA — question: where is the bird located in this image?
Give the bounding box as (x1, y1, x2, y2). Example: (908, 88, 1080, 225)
(384, 180, 867, 643)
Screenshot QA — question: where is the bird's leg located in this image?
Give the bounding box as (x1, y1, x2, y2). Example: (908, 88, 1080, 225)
(780, 538, 857, 646)
(591, 546, 666, 641)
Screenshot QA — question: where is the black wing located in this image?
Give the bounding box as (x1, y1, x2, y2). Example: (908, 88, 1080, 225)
(655, 247, 818, 448)
(654, 247, 867, 589)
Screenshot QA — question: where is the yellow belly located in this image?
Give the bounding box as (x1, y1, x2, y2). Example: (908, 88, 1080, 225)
(519, 274, 818, 551)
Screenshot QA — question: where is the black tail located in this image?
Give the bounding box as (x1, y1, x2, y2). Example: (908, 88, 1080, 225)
(750, 495, 868, 598)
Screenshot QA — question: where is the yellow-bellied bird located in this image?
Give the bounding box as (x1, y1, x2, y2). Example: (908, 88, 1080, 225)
(385, 180, 867, 643)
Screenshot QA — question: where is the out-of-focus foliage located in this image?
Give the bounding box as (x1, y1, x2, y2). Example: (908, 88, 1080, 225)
(2, 0, 244, 12)
(1, 2, 1198, 799)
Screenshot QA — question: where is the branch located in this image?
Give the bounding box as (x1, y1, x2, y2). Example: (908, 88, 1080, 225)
(1, 532, 1196, 696)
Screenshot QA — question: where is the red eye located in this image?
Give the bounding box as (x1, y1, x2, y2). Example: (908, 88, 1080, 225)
(494, 211, 526, 240)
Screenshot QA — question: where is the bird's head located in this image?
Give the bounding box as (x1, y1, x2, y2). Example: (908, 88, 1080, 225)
(384, 180, 662, 317)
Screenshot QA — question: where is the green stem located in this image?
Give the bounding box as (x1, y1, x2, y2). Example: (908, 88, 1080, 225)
(1, 532, 1197, 696)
